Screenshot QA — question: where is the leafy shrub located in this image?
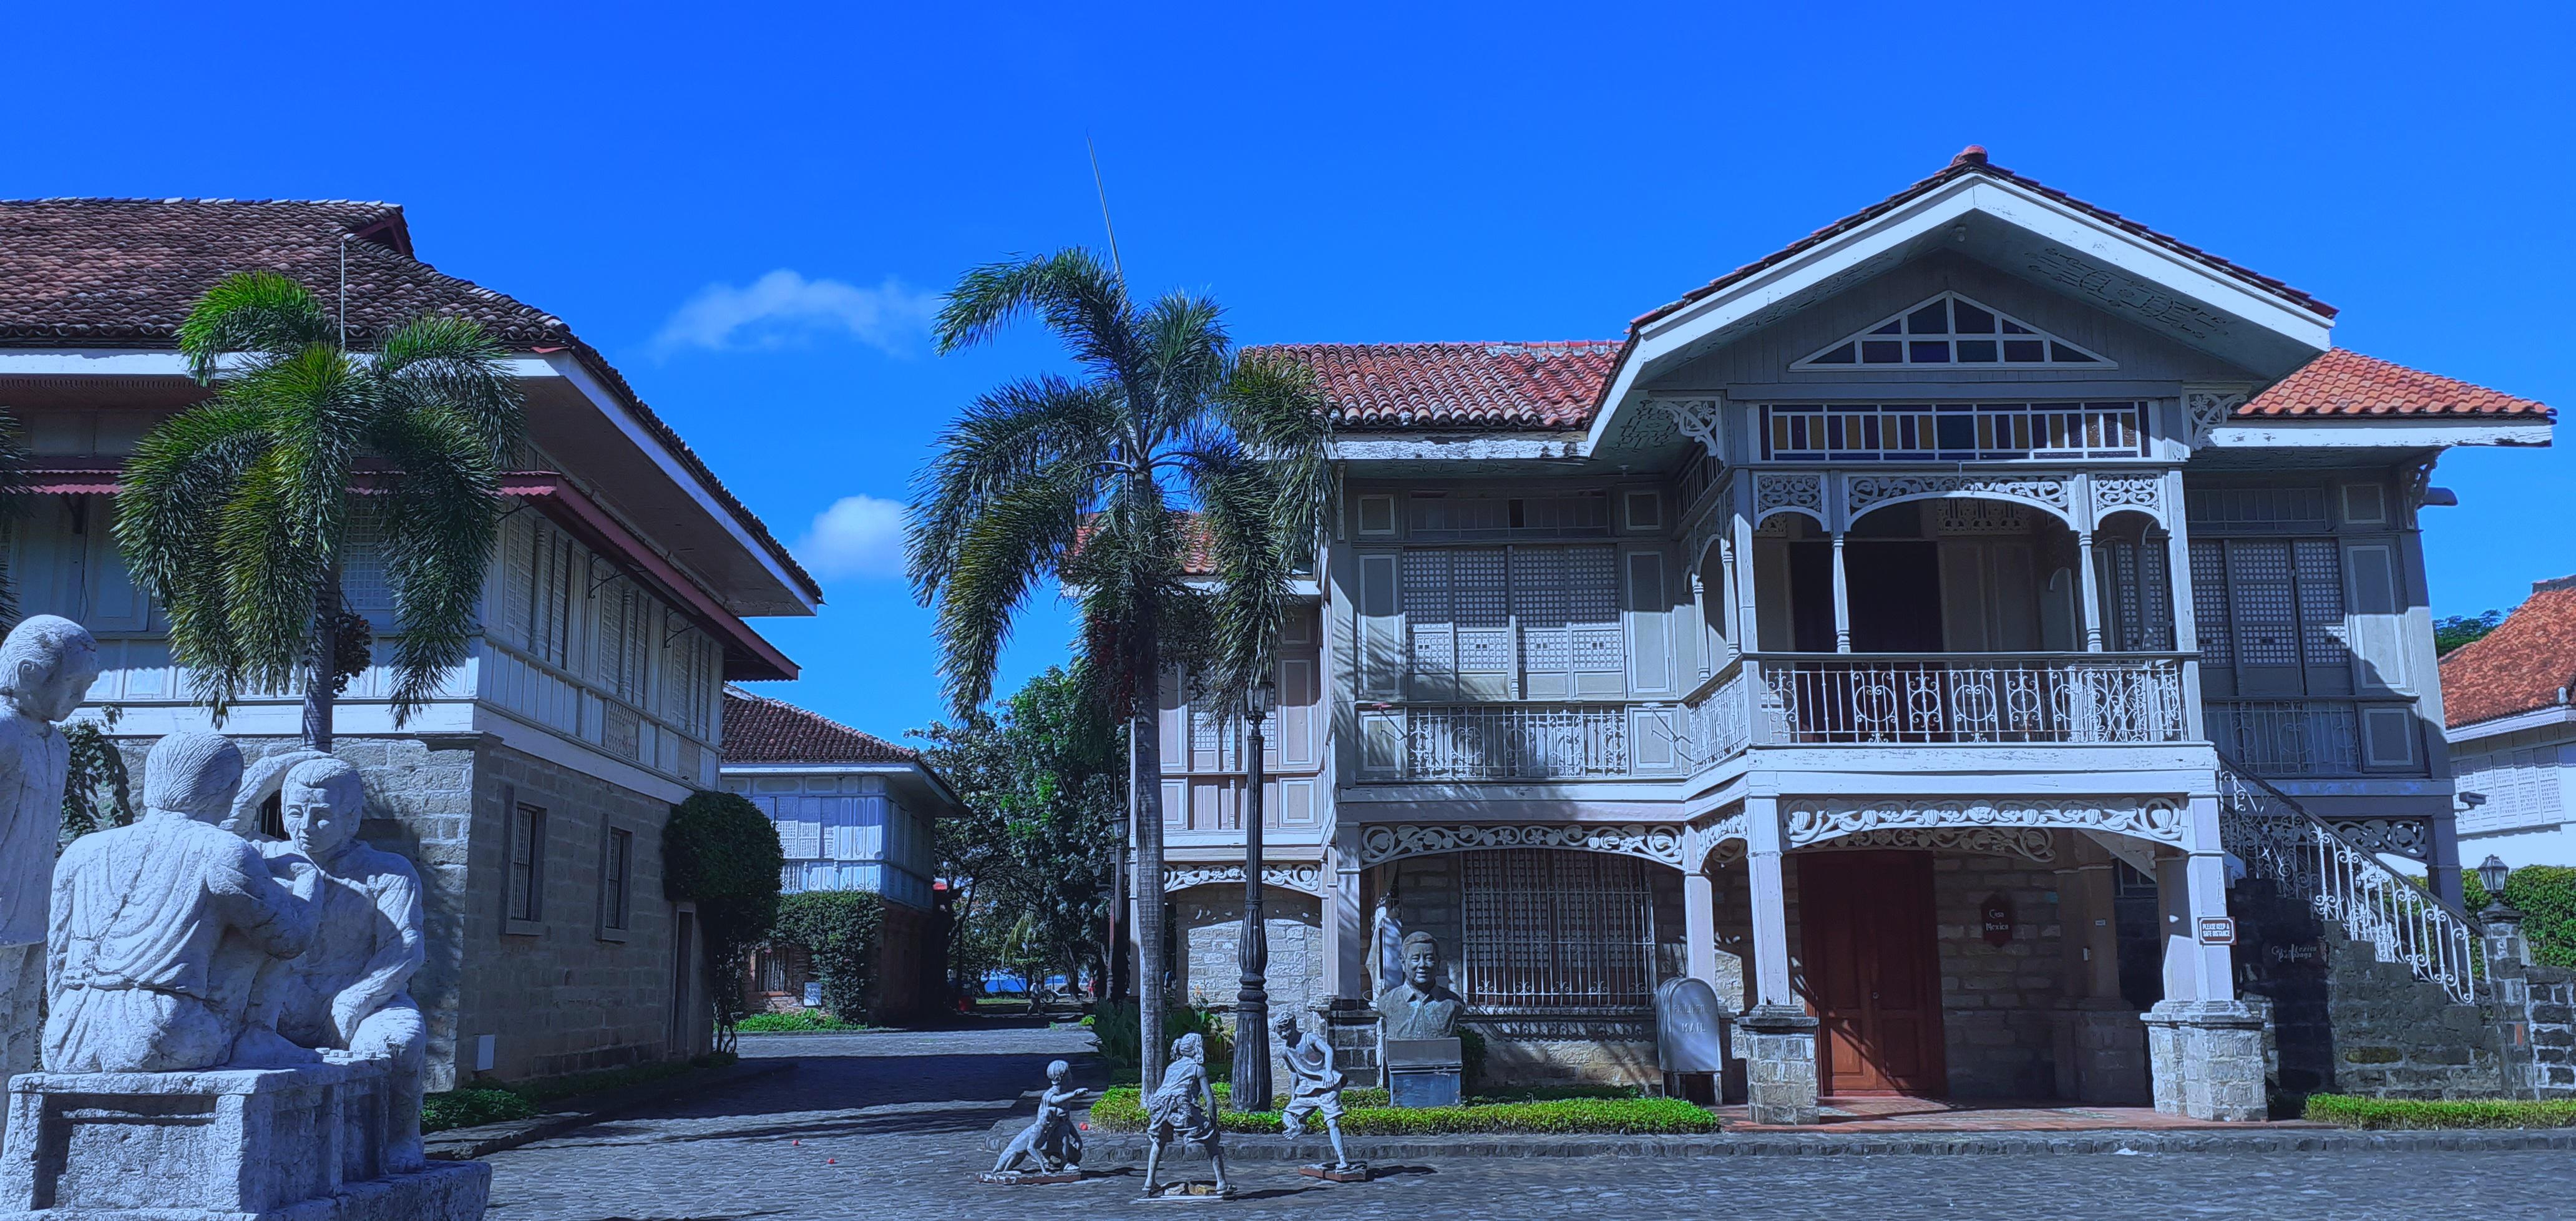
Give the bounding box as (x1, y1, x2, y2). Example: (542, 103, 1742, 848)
(736, 1009, 869, 1033)
(771, 891, 884, 1022)
(2461, 865, 2576, 968)
(1090, 998, 1232, 1076)
(1087, 1086, 1717, 1135)
(421, 1088, 537, 1133)
(663, 791, 784, 1039)
(57, 708, 132, 844)
(2304, 1095, 2576, 1129)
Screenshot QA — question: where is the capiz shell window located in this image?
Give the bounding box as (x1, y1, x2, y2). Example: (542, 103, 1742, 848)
(1762, 402, 2145, 461)
(1795, 293, 2112, 369)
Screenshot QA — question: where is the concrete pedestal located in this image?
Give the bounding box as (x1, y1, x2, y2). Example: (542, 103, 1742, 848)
(1322, 1001, 1381, 1089)
(1383, 1038, 1461, 1108)
(1737, 1006, 1818, 1126)
(0, 1062, 488, 1220)
(2142, 1000, 2267, 1122)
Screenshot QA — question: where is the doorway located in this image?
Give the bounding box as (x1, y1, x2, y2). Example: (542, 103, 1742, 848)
(1798, 851, 1948, 1096)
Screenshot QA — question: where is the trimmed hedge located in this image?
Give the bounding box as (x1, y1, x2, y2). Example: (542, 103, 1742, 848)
(2304, 1094, 2576, 1130)
(1087, 1085, 1717, 1135)
(771, 891, 884, 1022)
(737, 1009, 871, 1033)
(2462, 865, 2576, 968)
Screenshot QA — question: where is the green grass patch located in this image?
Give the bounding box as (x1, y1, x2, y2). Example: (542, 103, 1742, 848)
(1086, 1085, 1716, 1135)
(420, 1088, 537, 1133)
(736, 1011, 871, 1033)
(423, 1051, 742, 1131)
(2303, 1095, 2576, 1130)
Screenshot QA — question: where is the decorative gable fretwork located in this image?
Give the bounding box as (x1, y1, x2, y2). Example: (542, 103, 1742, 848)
(1165, 862, 1330, 897)
(1355, 823, 1687, 868)
(1794, 292, 2114, 370)
(2183, 384, 2252, 448)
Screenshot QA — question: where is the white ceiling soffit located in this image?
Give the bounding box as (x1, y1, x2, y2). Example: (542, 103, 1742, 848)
(1583, 175, 2338, 456)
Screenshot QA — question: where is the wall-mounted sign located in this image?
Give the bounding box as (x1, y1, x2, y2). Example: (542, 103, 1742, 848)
(804, 981, 824, 1008)
(1981, 894, 2015, 947)
(2197, 916, 2237, 946)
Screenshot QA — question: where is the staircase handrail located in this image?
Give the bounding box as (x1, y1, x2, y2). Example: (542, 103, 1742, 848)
(2214, 759, 2483, 1006)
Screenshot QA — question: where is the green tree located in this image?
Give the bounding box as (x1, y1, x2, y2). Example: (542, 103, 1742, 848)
(116, 272, 524, 748)
(906, 249, 1329, 1087)
(664, 790, 786, 1050)
(2434, 609, 2507, 655)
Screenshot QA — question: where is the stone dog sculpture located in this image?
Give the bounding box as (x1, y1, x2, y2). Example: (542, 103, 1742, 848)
(45, 731, 319, 1074)
(0, 615, 100, 1126)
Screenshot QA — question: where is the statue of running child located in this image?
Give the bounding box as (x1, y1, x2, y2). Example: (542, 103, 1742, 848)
(1139, 1031, 1230, 1198)
(1275, 1009, 1365, 1180)
(982, 1059, 1083, 1183)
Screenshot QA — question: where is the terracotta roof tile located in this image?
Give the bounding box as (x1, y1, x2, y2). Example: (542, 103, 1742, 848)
(2243, 348, 2551, 419)
(0, 199, 819, 604)
(2442, 581, 2576, 728)
(721, 687, 921, 764)
(1251, 341, 1619, 432)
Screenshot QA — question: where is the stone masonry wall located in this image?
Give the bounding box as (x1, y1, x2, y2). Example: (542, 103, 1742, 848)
(1930, 852, 2068, 1098)
(2514, 967, 2576, 1096)
(2233, 875, 2501, 1102)
(1177, 890, 1325, 1020)
(458, 741, 701, 1085)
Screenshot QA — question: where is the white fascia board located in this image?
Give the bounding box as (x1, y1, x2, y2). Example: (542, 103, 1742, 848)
(2208, 419, 2554, 449)
(2445, 705, 2576, 745)
(1325, 434, 1584, 463)
(540, 353, 819, 614)
(1583, 175, 2338, 455)
(0, 350, 195, 375)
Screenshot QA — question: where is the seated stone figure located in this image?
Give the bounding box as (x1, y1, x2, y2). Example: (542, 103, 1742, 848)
(44, 732, 318, 1073)
(255, 758, 431, 1170)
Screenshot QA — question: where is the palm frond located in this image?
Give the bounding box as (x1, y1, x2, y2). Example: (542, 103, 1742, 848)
(927, 461, 1093, 713)
(175, 272, 333, 384)
(1133, 291, 1232, 441)
(934, 249, 1139, 385)
(372, 315, 525, 464)
(365, 411, 504, 723)
(905, 376, 1116, 604)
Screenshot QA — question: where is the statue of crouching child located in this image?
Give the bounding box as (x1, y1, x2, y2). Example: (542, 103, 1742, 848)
(981, 1058, 1083, 1184)
(1276, 1010, 1367, 1182)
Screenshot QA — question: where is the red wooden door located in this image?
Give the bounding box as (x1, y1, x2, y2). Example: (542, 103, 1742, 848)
(1798, 851, 1947, 1096)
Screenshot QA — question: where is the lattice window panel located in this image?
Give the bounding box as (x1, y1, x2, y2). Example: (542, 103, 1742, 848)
(2225, 540, 2298, 666)
(2293, 539, 2347, 668)
(1402, 550, 1456, 680)
(2189, 541, 2231, 664)
(1513, 547, 1571, 672)
(339, 509, 392, 615)
(1460, 849, 1656, 1011)
(2186, 486, 2331, 532)
(2138, 539, 2174, 650)
(1453, 549, 1511, 673)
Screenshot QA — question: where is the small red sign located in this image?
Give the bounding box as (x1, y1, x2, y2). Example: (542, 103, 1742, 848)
(2198, 916, 2237, 946)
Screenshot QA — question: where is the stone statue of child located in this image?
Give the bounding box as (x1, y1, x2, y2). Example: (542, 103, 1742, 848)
(256, 758, 431, 1170)
(1140, 1031, 1230, 1197)
(1274, 1009, 1355, 1172)
(0, 616, 100, 1099)
(44, 731, 319, 1074)
(987, 1059, 1083, 1177)
(1373, 931, 1463, 1040)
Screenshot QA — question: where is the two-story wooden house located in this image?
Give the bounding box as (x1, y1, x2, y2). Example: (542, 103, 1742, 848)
(0, 199, 820, 1090)
(1155, 149, 2552, 1122)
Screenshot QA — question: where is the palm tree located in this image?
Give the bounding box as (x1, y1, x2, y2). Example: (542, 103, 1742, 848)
(909, 247, 1329, 1090)
(117, 272, 524, 749)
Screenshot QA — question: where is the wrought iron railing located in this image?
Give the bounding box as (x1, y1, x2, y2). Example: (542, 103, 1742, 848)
(2205, 700, 2362, 776)
(1757, 654, 2188, 745)
(2215, 762, 2481, 1005)
(1365, 702, 1635, 781)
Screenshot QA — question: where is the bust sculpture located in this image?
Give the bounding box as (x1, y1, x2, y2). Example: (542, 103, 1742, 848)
(44, 731, 317, 1073)
(257, 758, 431, 1170)
(1373, 931, 1463, 1040)
(0, 617, 99, 1107)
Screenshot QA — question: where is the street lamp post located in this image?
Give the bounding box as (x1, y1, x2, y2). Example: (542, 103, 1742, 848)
(1230, 680, 1276, 1112)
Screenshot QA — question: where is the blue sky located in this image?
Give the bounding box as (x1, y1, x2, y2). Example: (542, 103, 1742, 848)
(9, 2, 2570, 737)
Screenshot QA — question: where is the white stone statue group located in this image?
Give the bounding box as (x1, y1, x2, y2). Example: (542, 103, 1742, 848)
(0, 615, 429, 1170)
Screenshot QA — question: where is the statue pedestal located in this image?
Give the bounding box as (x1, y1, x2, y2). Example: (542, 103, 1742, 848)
(0, 1062, 487, 1220)
(1383, 1037, 1461, 1108)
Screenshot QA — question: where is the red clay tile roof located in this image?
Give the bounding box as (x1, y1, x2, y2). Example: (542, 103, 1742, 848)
(1628, 147, 2338, 336)
(721, 687, 922, 764)
(2243, 348, 2552, 419)
(1251, 341, 1619, 432)
(0, 199, 819, 604)
(2442, 581, 2576, 728)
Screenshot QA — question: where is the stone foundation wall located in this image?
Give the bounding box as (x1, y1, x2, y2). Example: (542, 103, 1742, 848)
(1930, 852, 2069, 1098)
(1176, 890, 1325, 1021)
(2234, 876, 2500, 1101)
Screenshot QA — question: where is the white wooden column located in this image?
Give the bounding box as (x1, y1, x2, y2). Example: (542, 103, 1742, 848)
(1717, 537, 1740, 659)
(1324, 823, 1367, 1000)
(1745, 797, 1794, 1008)
(1830, 531, 1852, 654)
(1731, 476, 1760, 652)
(1684, 867, 1719, 983)
(2162, 468, 2204, 737)
(2157, 796, 2235, 1004)
(2077, 531, 2105, 652)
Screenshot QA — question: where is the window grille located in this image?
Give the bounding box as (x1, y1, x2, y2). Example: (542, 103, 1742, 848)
(339, 509, 391, 615)
(2185, 486, 2331, 533)
(2188, 541, 2232, 664)
(1761, 401, 2145, 461)
(1406, 493, 1610, 541)
(2224, 540, 2299, 667)
(601, 827, 633, 931)
(1460, 850, 1657, 1011)
(507, 803, 547, 923)
(1794, 293, 2112, 370)
(2292, 540, 2347, 667)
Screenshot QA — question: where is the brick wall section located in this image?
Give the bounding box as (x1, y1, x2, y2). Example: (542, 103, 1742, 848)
(2517, 967, 2576, 1096)
(1177, 891, 1324, 1021)
(461, 742, 702, 1084)
(1931, 853, 2069, 1097)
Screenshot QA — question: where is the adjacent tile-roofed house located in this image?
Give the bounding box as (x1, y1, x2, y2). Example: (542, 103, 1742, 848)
(721, 687, 922, 765)
(2441, 579, 2576, 730)
(2244, 348, 2552, 419)
(0, 198, 820, 604)
(1252, 341, 1619, 432)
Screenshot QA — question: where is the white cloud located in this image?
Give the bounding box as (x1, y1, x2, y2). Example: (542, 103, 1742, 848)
(794, 494, 909, 581)
(651, 270, 937, 356)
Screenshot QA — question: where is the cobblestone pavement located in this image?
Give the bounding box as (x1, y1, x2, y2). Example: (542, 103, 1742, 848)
(484, 1027, 2576, 1221)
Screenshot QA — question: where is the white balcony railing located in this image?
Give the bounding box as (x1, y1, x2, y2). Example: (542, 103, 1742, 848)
(1755, 654, 2188, 746)
(1360, 702, 1646, 782)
